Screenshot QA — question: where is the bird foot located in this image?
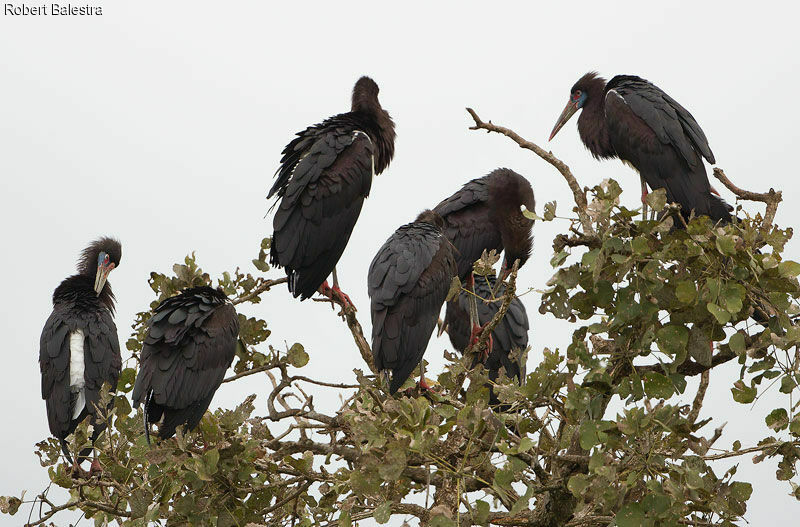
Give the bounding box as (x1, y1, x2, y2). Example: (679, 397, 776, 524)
(470, 323, 494, 361)
(89, 459, 103, 477)
(70, 463, 89, 479)
(318, 281, 356, 312)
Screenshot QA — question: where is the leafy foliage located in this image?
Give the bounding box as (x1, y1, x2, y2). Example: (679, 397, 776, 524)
(6, 159, 800, 525)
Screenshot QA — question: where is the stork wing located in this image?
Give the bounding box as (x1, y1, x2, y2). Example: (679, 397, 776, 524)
(434, 177, 502, 278)
(369, 225, 456, 392)
(270, 126, 374, 299)
(132, 292, 238, 412)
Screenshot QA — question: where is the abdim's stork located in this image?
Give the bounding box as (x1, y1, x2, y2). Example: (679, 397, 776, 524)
(444, 273, 529, 406)
(369, 210, 457, 393)
(269, 76, 396, 307)
(132, 286, 239, 442)
(39, 237, 122, 472)
(434, 168, 534, 347)
(549, 72, 731, 222)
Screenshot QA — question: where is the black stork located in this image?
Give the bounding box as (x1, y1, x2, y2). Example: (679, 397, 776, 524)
(268, 76, 396, 307)
(444, 273, 529, 406)
(368, 210, 457, 393)
(433, 168, 535, 346)
(549, 72, 731, 222)
(39, 237, 122, 473)
(132, 286, 239, 442)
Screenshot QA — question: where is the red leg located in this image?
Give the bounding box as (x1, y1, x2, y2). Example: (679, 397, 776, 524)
(470, 322, 494, 361)
(89, 458, 103, 476)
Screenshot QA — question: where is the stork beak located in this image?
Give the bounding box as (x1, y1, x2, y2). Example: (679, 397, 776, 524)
(94, 262, 115, 294)
(549, 99, 580, 141)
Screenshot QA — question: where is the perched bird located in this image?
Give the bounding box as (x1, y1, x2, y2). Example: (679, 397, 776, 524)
(39, 237, 122, 472)
(269, 76, 396, 307)
(444, 273, 529, 406)
(434, 168, 534, 347)
(369, 210, 457, 393)
(132, 286, 239, 442)
(549, 72, 730, 222)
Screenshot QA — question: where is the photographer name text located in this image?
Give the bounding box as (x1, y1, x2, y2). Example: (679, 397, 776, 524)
(4, 3, 102, 15)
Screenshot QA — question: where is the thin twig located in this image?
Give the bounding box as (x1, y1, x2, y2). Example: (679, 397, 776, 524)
(466, 107, 595, 236)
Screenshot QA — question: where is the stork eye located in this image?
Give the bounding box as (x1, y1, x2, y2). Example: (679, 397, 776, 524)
(573, 90, 582, 100)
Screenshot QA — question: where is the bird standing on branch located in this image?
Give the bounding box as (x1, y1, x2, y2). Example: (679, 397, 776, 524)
(268, 76, 396, 309)
(549, 72, 731, 223)
(39, 237, 122, 475)
(369, 210, 457, 393)
(132, 286, 239, 442)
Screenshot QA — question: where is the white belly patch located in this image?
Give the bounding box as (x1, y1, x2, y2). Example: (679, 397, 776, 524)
(69, 329, 86, 420)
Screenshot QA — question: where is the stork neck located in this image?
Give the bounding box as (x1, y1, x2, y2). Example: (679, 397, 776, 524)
(577, 94, 615, 159)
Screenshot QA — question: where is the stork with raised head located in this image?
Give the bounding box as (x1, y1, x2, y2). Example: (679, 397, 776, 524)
(39, 237, 122, 474)
(549, 72, 731, 222)
(132, 286, 239, 442)
(368, 210, 457, 393)
(269, 76, 396, 308)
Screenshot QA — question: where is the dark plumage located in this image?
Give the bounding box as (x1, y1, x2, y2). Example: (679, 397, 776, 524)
(39, 237, 122, 461)
(132, 286, 239, 441)
(444, 274, 528, 405)
(434, 168, 535, 280)
(269, 76, 396, 300)
(369, 210, 457, 393)
(550, 72, 730, 222)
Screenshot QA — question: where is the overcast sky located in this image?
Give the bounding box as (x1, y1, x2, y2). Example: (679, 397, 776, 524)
(1, 1, 798, 524)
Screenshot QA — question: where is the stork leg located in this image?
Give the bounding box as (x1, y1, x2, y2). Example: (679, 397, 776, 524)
(418, 361, 434, 392)
(640, 175, 649, 220)
(318, 268, 356, 311)
(467, 273, 480, 339)
(469, 322, 494, 362)
(89, 454, 103, 477)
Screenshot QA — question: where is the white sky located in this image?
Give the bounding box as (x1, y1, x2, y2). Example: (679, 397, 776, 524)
(1, 1, 798, 524)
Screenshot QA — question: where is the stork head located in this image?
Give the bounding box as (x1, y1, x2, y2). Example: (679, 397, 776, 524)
(549, 72, 601, 141)
(78, 237, 122, 295)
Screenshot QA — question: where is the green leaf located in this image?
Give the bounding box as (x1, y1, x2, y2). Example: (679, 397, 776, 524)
(685, 469, 706, 490)
(645, 188, 667, 211)
(780, 375, 797, 394)
(721, 283, 745, 314)
(790, 417, 800, 436)
(568, 474, 590, 496)
(446, 276, 462, 302)
(728, 332, 746, 355)
(338, 511, 352, 527)
(543, 201, 557, 221)
(475, 500, 490, 525)
(729, 481, 753, 501)
(373, 502, 391, 524)
(579, 421, 600, 450)
(287, 343, 309, 367)
(643, 372, 674, 399)
(687, 326, 712, 367)
(731, 380, 757, 404)
(616, 503, 645, 527)
(550, 250, 569, 268)
(732, 440, 741, 451)
(656, 325, 688, 357)
(707, 303, 731, 324)
(0, 496, 22, 515)
(252, 259, 270, 272)
(716, 235, 737, 256)
(675, 281, 697, 304)
(766, 408, 789, 431)
(778, 260, 800, 278)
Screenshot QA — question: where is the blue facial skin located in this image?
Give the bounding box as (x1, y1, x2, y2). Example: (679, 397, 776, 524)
(98, 252, 108, 266)
(574, 91, 588, 109)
